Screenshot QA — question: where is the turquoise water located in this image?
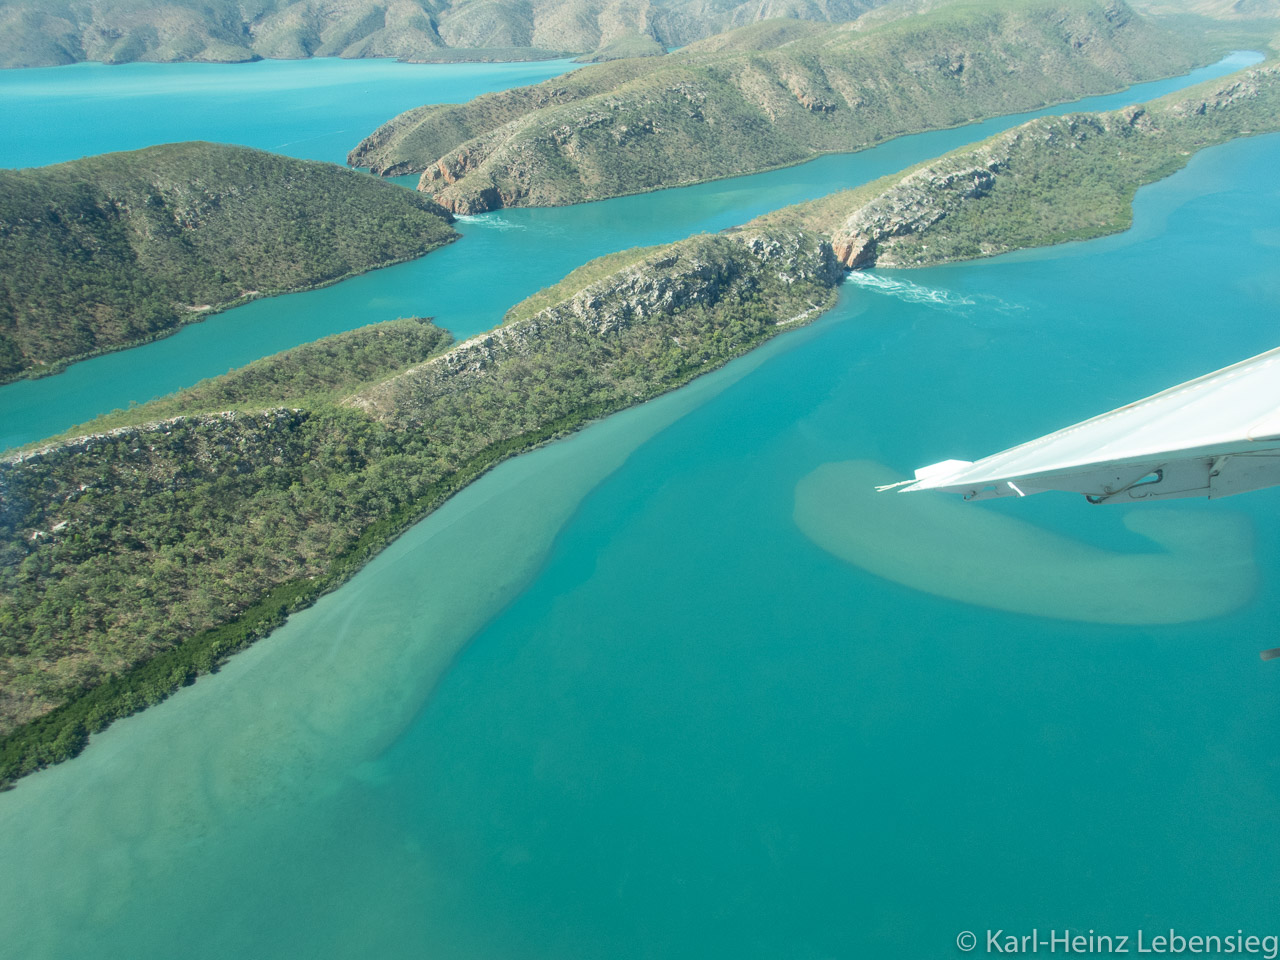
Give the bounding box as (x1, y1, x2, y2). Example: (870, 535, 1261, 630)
(1, 55, 1278, 959)
(0, 57, 579, 169)
(370, 135, 1280, 957)
(0, 51, 1259, 450)
(1, 127, 1277, 960)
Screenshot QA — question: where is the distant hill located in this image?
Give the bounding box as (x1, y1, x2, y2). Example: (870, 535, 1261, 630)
(0, 0, 890, 68)
(349, 0, 1217, 212)
(1130, 0, 1279, 17)
(0, 142, 456, 380)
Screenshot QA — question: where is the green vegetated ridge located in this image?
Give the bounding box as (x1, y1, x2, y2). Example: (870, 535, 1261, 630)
(0, 229, 842, 784)
(349, 0, 1220, 212)
(1132, 0, 1279, 17)
(0, 142, 456, 383)
(46, 316, 455, 438)
(3, 56, 1278, 788)
(575, 32, 669, 63)
(0, 0, 887, 68)
(776, 59, 1280, 266)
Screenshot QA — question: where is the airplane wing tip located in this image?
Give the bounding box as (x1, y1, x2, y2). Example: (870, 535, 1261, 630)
(899, 459, 974, 492)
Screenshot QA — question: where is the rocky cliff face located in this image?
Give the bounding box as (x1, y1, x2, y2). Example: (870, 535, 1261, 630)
(826, 110, 1147, 267)
(350, 227, 842, 420)
(817, 62, 1280, 269)
(831, 163, 1001, 267)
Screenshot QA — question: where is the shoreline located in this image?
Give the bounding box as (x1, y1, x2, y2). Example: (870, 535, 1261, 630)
(0, 50, 581, 72)
(0, 237, 457, 394)
(362, 49, 1250, 206)
(0, 264, 838, 786)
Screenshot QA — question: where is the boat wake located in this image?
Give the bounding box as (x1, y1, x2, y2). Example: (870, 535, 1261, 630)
(454, 213, 527, 231)
(844, 270, 1021, 315)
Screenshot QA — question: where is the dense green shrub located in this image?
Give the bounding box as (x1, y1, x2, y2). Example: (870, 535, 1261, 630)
(0, 142, 455, 381)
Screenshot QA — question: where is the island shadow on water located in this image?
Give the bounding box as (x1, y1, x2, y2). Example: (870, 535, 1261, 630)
(794, 460, 1257, 625)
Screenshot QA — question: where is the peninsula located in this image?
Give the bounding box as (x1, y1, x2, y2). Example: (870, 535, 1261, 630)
(349, 0, 1217, 212)
(0, 142, 456, 382)
(0, 230, 839, 781)
(784, 59, 1280, 266)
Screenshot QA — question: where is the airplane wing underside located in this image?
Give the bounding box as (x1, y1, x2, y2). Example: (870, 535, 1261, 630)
(897, 345, 1280, 504)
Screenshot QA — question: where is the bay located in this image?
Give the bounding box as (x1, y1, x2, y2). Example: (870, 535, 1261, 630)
(369, 133, 1280, 959)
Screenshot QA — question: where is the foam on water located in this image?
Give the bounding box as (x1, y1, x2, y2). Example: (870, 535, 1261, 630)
(843, 269, 1027, 315)
(794, 460, 1257, 624)
(453, 213, 529, 230)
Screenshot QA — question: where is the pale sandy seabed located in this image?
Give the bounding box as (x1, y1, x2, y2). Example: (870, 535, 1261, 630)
(794, 459, 1257, 625)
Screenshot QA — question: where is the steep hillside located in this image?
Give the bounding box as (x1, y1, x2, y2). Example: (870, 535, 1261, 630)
(0, 0, 887, 68)
(1131, 0, 1279, 17)
(773, 60, 1280, 266)
(350, 0, 1216, 212)
(0, 229, 840, 780)
(0, 142, 456, 381)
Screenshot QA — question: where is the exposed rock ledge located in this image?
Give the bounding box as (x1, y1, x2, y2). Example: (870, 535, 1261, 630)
(831, 163, 1000, 268)
(823, 62, 1280, 270)
(348, 228, 841, 422)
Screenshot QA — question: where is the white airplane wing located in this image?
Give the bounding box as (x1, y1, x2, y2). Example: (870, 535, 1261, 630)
(896, 345, 1280, 504)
